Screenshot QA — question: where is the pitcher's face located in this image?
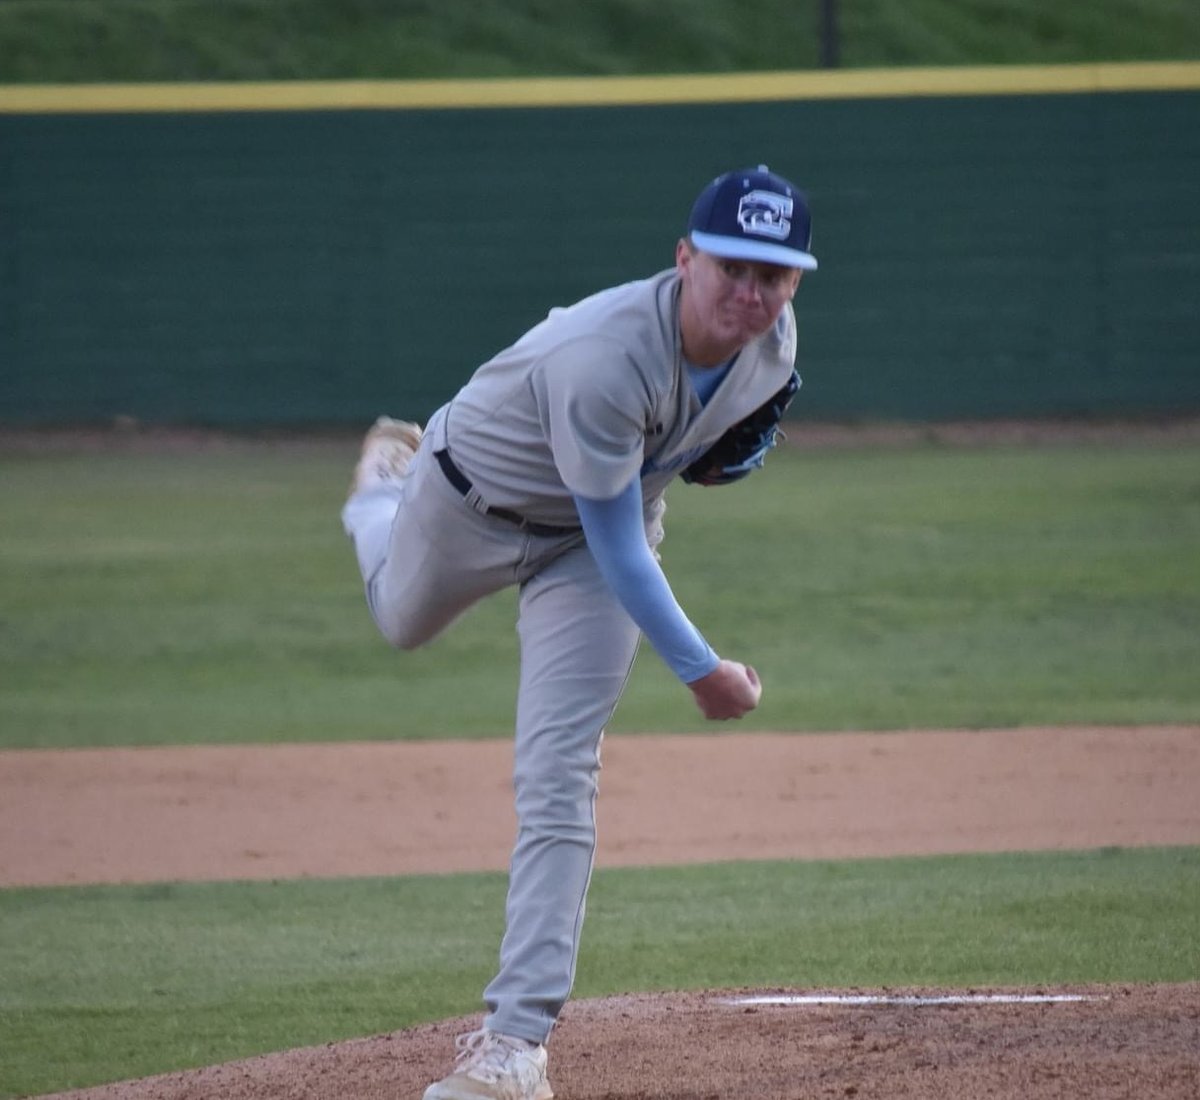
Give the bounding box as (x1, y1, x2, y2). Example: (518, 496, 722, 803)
(676, 241, 801, 364)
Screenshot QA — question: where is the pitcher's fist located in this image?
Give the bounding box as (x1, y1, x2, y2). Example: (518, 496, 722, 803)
(689, 660, 762, 720)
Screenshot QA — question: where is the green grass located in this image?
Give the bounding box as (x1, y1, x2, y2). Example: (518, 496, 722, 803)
(1, 846, 1196, 1097)
(0, 0, 1198, 83)
(1, 439, 1198, 749)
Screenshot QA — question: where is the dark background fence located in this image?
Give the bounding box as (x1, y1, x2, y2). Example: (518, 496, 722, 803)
(2, 85, 1198, 426)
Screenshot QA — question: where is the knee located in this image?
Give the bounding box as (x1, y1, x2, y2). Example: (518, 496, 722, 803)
(386, 630, 424, 652)
(514, 755, 600, 817)
(365, 576, 437, 650)
(372, 607, 430, 651)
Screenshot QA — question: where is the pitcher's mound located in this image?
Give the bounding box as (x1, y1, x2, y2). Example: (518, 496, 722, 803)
(46, 983, 1199, 1100)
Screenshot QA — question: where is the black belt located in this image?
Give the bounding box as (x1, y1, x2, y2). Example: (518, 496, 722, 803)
(435, 448, 581, 537)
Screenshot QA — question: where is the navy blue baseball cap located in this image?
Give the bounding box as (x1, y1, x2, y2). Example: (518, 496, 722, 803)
(688, 165, 817, 271)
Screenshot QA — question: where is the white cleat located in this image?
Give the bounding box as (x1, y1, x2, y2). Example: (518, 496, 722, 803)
(422, 1028, 553, 1100)
(348, 416, 423, 497)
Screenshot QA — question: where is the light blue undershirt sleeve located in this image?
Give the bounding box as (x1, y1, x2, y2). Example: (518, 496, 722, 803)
(574, 480, 720, 684)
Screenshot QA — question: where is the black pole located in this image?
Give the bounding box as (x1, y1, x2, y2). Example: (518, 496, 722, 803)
(819, 0, 840, 69)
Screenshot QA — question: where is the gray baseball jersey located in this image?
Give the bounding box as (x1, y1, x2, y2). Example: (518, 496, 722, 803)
(431, 267, 798, 523)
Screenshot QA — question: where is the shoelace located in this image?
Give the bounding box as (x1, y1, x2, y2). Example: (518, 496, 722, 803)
(454, 1029, 540, 1085)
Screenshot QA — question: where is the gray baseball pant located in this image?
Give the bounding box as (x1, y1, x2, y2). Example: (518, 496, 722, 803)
(341, 427, 651, 1044)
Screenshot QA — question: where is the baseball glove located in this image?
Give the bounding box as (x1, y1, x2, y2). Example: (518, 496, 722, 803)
(681, 369, 800, 486)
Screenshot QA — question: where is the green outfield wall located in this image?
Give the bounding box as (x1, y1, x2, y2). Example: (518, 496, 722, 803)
(1, 64, 1198, 426)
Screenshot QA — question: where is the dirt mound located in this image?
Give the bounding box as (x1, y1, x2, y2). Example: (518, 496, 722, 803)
(43, 984, 1200, 1100)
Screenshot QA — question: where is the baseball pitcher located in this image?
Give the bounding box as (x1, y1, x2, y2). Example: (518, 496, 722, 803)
(342, 165, 817, 1100)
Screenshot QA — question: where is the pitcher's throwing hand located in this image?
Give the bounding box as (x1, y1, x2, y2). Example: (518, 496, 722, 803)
(689, 660, 762, 720)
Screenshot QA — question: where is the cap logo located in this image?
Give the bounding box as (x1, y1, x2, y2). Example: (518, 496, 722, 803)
(737, 189, 793, 241)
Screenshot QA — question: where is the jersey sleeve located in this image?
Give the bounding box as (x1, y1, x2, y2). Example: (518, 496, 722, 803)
(535, 338, 651, 500)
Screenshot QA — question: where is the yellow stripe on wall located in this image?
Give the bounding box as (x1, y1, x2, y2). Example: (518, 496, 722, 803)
(2, 60, 1199, 114)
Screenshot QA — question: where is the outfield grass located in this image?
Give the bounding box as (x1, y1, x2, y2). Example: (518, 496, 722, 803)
(1, 0, 1198, 83)
(1, 846, 1196, 1097)
(1, 439, 1197, 749)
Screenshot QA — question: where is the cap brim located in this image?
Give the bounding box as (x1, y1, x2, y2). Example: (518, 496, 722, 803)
(691, 230, 818, 271)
